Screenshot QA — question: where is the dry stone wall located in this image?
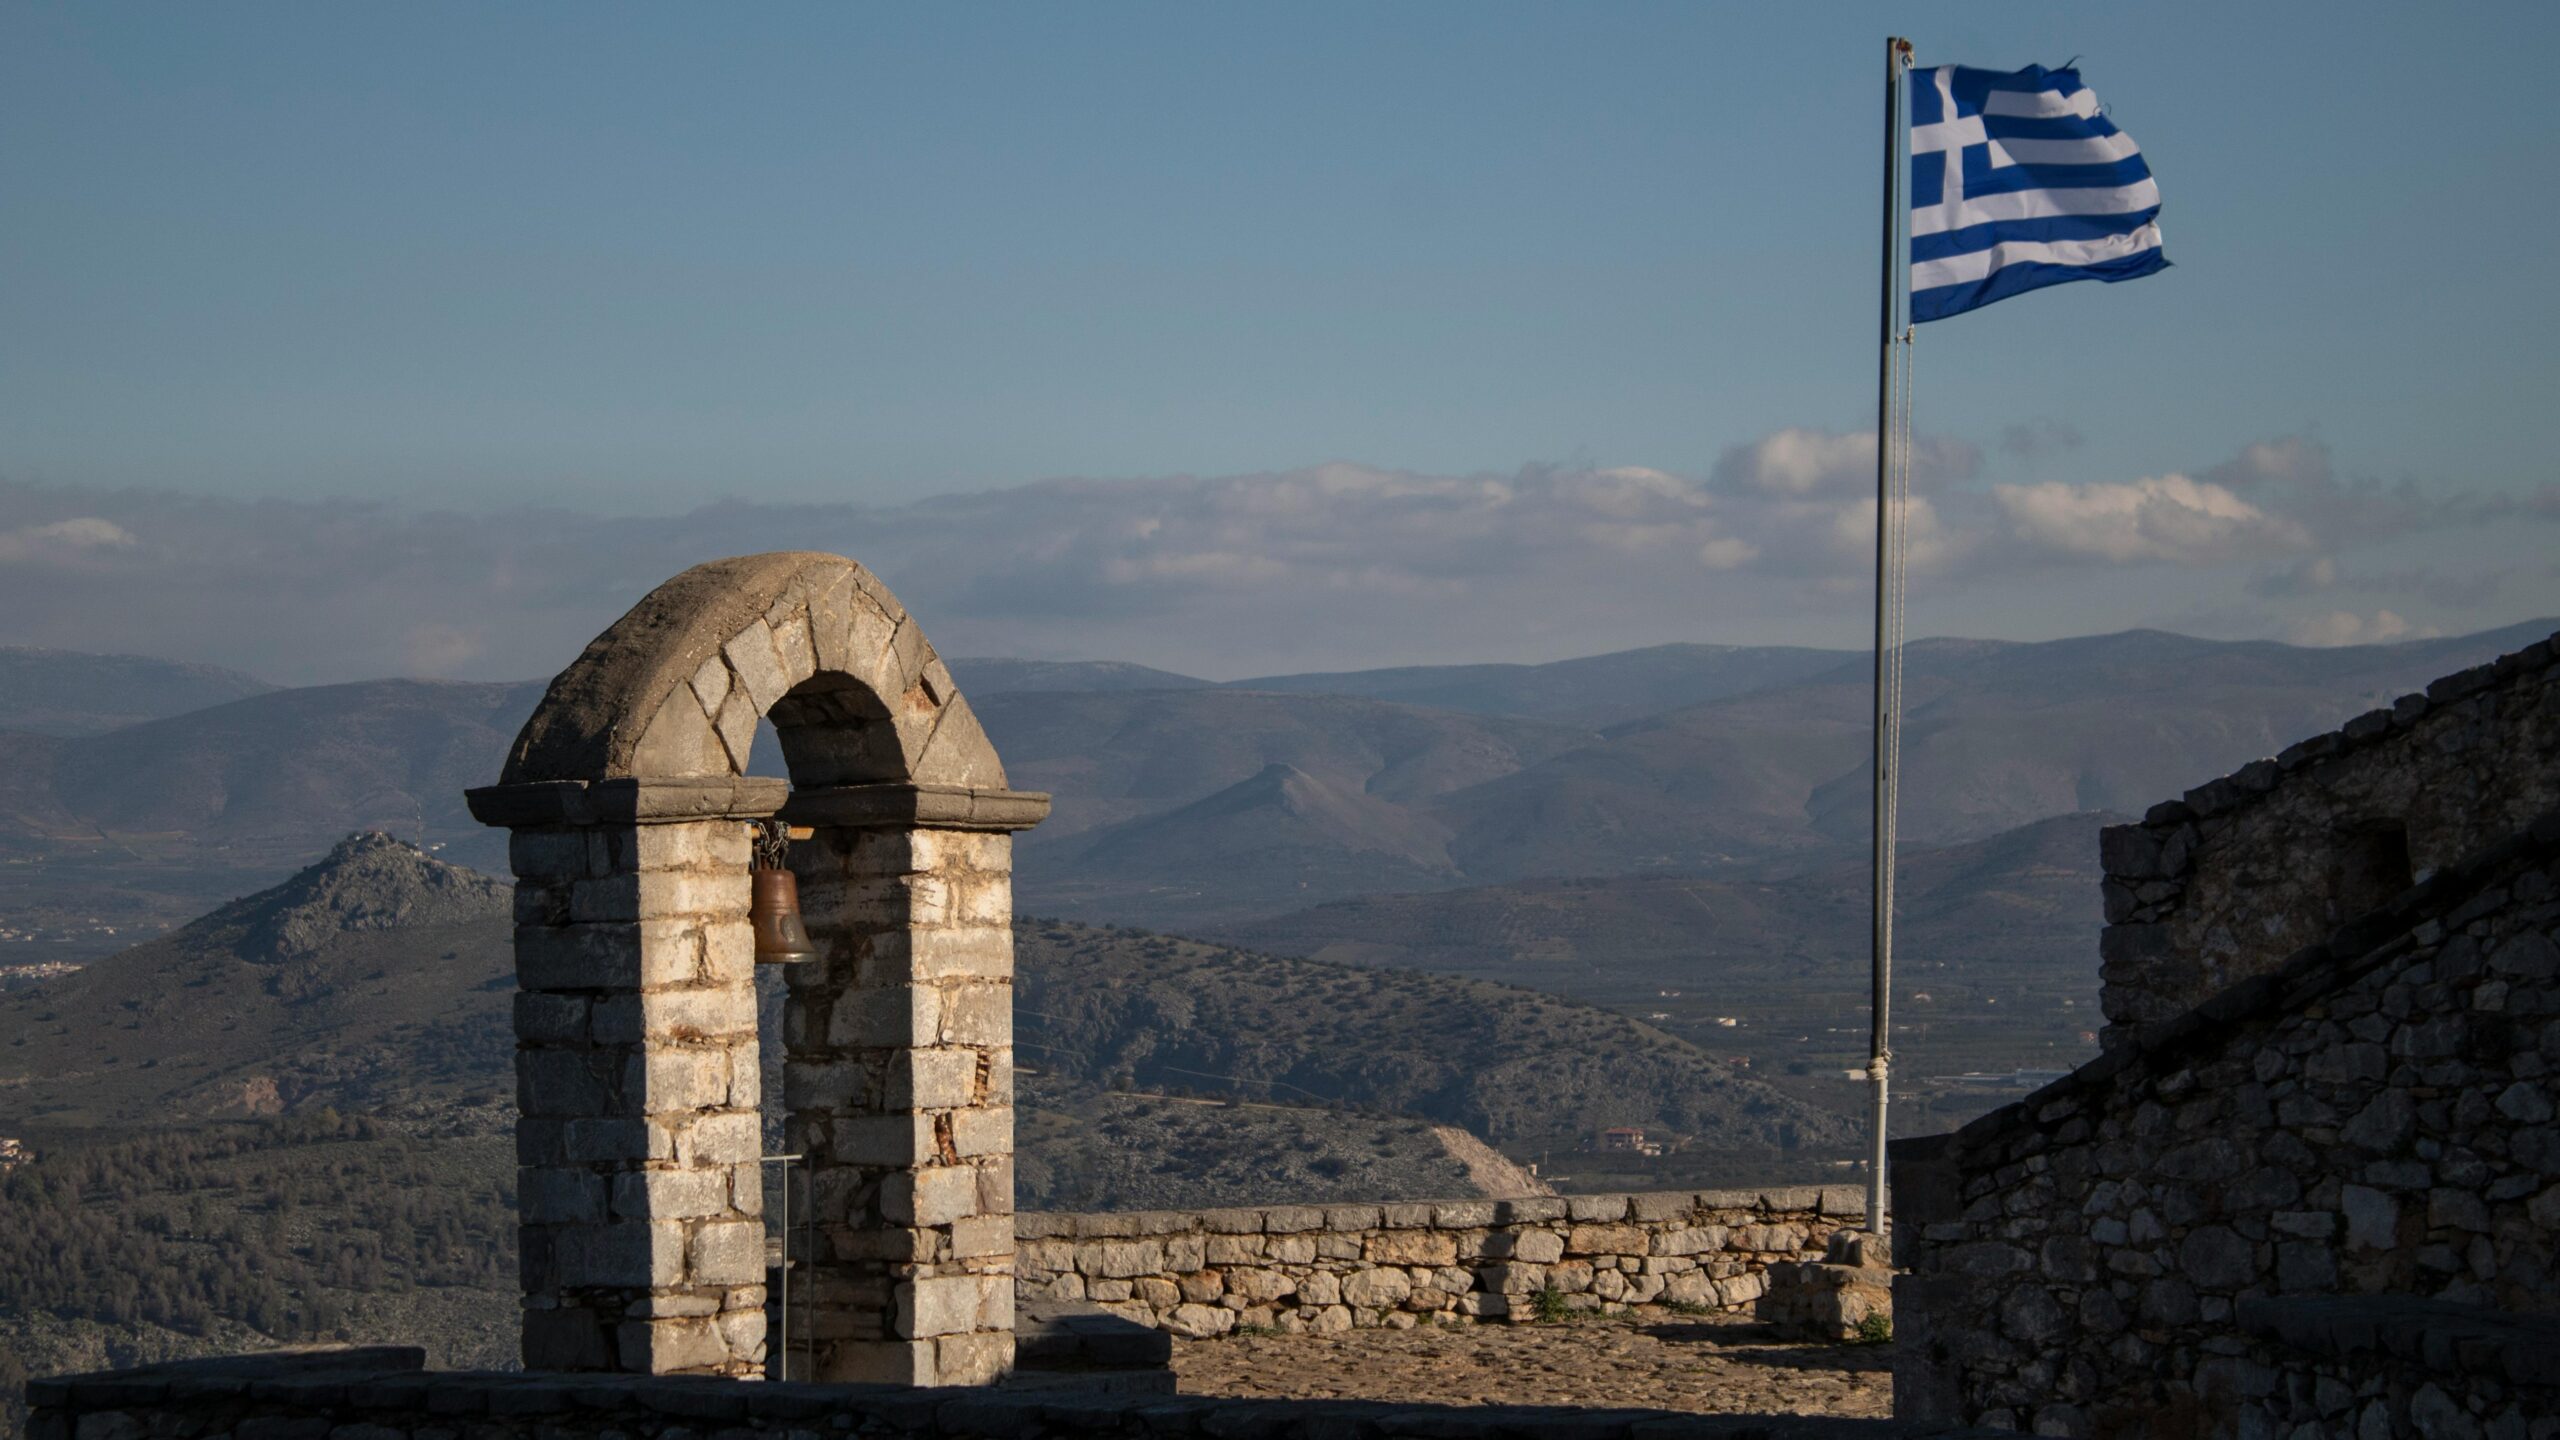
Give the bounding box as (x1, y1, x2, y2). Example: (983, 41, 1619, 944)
(1893, 811, 2560, 1437)
(1015, 1186, 1867, 1336)
(2097, 629, 2560, 1048)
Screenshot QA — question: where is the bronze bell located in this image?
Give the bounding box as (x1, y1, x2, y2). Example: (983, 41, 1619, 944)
(750, 867, 817, 964)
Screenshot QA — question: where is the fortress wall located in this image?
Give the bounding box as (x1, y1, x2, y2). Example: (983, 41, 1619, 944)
(1892, 813, 2560, 1436)
(2096, 629, 2560, 1049)
(1014, 1185, 1866, 1335)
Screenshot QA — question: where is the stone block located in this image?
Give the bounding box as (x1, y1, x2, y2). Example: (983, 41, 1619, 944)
(592, 985, 757, 1044)
(672, 1110, 760, 1167)
(511, 829, 599, 883)
(513, 992, 591, 1046)
(820, 1339, 935, 1386)
(884, 1165, 982, 1226)
(721, 624, 790, 713)
(976, 1154, 1013, 1216)
(1653, 1225, 1730, 1257)
(554, 1221, 686, 1288)
(610, 1167, 733, 1221)
(1567, 1194, 1631, 1222)
(784, 1058, 874, 1112)
(518, 1048, 622, 1118)
(631, 686, 720, 778)
(561, 1115, 668, 1163)
(832, 1112, 937, 1166)
(691, 1219, 766, 1285)
(1512, 1229, 1565, 1264)
(890, 1049, 987, 1112)
(572, 870, 744, 925)
(827, 986, 941, 1047)
(951, 1105, 1012, 1159)
(522, 1307, 614, 1370)
(632, 1047, 734, 1114)
(616, 1316, 732, 1374)
(939, 982, 1011, 1047)
(1081, 1240, 1167, 1279)
(903, 1275, 998, 1339)
(521, 1168, 607, 1225)
(950, 1213, 1012, 1259)
(1366, 1230, 1458, 1267)
(515, 923, 645, 991)
(626, 821, 752, 873)
(934, 1330, 1016, 1387)
(1565, 1224, 1647, 1256)
(858, 928, 1015, 984)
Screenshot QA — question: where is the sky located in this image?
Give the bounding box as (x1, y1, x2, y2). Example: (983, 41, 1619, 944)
(2, 2, 2555, 683)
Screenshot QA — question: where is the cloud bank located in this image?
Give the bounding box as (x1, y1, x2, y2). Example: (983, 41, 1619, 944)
(0, 430, 2547, 684)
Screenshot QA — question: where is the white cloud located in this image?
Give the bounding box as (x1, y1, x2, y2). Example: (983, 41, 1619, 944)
(0, 516, 138, 564)
(1710, 427, 1980, 498)
(2286, 609, 2438, 647)
(1992, 474, 2311, 564)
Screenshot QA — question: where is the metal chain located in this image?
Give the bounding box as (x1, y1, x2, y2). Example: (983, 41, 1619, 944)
(752, 818, 791, 871)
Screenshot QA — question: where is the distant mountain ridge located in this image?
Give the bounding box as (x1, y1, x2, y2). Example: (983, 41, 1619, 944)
(0, 647, 273, 737)
(0, 622, 2548, 940)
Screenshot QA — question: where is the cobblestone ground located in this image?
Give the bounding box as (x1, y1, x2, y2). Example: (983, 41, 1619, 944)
(1171, 1310, 1891, 1416)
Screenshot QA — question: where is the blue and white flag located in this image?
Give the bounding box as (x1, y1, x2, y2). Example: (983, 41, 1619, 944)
(1908, 63, 2166, 324)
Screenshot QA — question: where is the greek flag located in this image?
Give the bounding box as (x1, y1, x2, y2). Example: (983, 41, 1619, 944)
(1909, 63, 2166, 324)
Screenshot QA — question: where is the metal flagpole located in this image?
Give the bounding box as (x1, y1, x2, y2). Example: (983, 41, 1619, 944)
(1866, 35, 1914, 1241)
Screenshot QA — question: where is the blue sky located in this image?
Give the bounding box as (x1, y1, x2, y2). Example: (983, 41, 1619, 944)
(1, 3, 2555, 680)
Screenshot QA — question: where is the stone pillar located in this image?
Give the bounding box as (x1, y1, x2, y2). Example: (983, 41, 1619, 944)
(781, 786, 1037, 1386)
(472, 779, 784, 1377)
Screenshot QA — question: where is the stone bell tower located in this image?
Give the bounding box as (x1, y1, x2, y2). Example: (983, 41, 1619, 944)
(467, 552, 1047, 1385)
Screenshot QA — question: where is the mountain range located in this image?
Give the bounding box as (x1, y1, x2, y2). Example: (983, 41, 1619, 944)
(0, 620, 2549, 949)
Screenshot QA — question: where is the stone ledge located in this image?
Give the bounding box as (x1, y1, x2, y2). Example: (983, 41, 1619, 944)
(467, 778, 791, 828)
(781, 783, 1050, 833)
(2236, 1295, 2560, 1389)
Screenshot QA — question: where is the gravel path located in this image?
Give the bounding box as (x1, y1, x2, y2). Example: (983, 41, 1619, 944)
(1172, 1310, 1892, 1417)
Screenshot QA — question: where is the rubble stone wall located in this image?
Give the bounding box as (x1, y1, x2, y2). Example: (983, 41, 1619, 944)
(2097, 629, 2560, 1048)
(1015, 1186, 1867, 1335)
(1893, 813, 2560, 1437)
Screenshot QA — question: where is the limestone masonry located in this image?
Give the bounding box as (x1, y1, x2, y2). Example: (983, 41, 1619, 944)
(1014, 1186, 1866, 1336)
(1896, 626, 2560, 1437)
(2096, 632, 2560, 1049)
(467, 553, 1049, 1387)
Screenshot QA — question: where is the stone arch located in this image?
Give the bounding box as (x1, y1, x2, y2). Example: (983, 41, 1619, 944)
(500, 550, 1005, 791)
(468, 552, 1046, 1387)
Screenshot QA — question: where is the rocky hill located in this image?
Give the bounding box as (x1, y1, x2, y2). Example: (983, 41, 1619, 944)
(3, 836, 1847, 1164)
(1012, 919, 1853, 1156)
(0, 834, 518, 1128)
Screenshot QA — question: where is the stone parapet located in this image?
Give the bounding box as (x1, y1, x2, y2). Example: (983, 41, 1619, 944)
(1893, 808, 2560, 1436)
(2095, 628, 2560, 1049)
(1014, 1186, 1867, 1334)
